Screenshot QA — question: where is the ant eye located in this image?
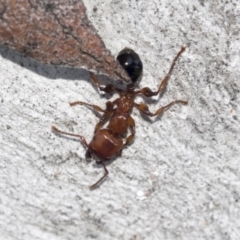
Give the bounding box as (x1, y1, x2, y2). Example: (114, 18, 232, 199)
(117, 48, 143, 84)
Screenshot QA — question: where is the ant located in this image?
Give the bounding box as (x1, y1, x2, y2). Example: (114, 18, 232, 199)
(52, 46, 187, 190)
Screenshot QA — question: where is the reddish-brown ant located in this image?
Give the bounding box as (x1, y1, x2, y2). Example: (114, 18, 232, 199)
(52, 46, 187, 190)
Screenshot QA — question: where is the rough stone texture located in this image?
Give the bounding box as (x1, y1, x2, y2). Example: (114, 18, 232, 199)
(0, 0, 240, 239)
(0, 0, 129, 82)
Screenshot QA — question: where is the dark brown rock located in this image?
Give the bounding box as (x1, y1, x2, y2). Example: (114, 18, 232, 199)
(0, 0, 130, 82)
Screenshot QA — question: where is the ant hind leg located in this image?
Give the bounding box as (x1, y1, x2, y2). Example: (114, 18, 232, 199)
(70, 101, 105, 113)
(89, 72, 122, 94)
(137, 47, 186, 97)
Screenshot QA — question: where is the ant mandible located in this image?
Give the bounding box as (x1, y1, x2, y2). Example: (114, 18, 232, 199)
(52, 46, 187, 190)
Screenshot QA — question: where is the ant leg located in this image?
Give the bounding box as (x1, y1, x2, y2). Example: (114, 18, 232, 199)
(124, 116, 136, 147)
(89, 160, 109, 190)
(70, 101, 105, 113)
(70, 100, 115, 133)
(136, 47, 186, 97)
(70, 101, 107, 132)
(51, 126, 89, 148)
(88, 101, 115, 133)
(89, 72, 122, 94)
(134, 100, 188, 117)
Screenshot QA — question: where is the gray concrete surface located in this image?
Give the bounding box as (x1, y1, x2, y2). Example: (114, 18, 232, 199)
(0, 0, 240, 239)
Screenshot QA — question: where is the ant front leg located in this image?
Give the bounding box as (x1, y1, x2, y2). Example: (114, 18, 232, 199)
(136, 47, 186, 97)
(51, 126, 89, 149)
(134, 100, 188, 117)
(70, 101, 105, 113)
(89, 72, 122, 94)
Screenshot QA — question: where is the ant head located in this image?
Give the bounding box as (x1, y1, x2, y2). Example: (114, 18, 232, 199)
(117, 48, 143, 85)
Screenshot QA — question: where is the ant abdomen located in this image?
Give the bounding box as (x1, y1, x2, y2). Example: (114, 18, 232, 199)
(117, 48, 143, 84)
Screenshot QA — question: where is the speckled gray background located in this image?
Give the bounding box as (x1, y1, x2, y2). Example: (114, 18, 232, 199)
(1, 0, 240, 239)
